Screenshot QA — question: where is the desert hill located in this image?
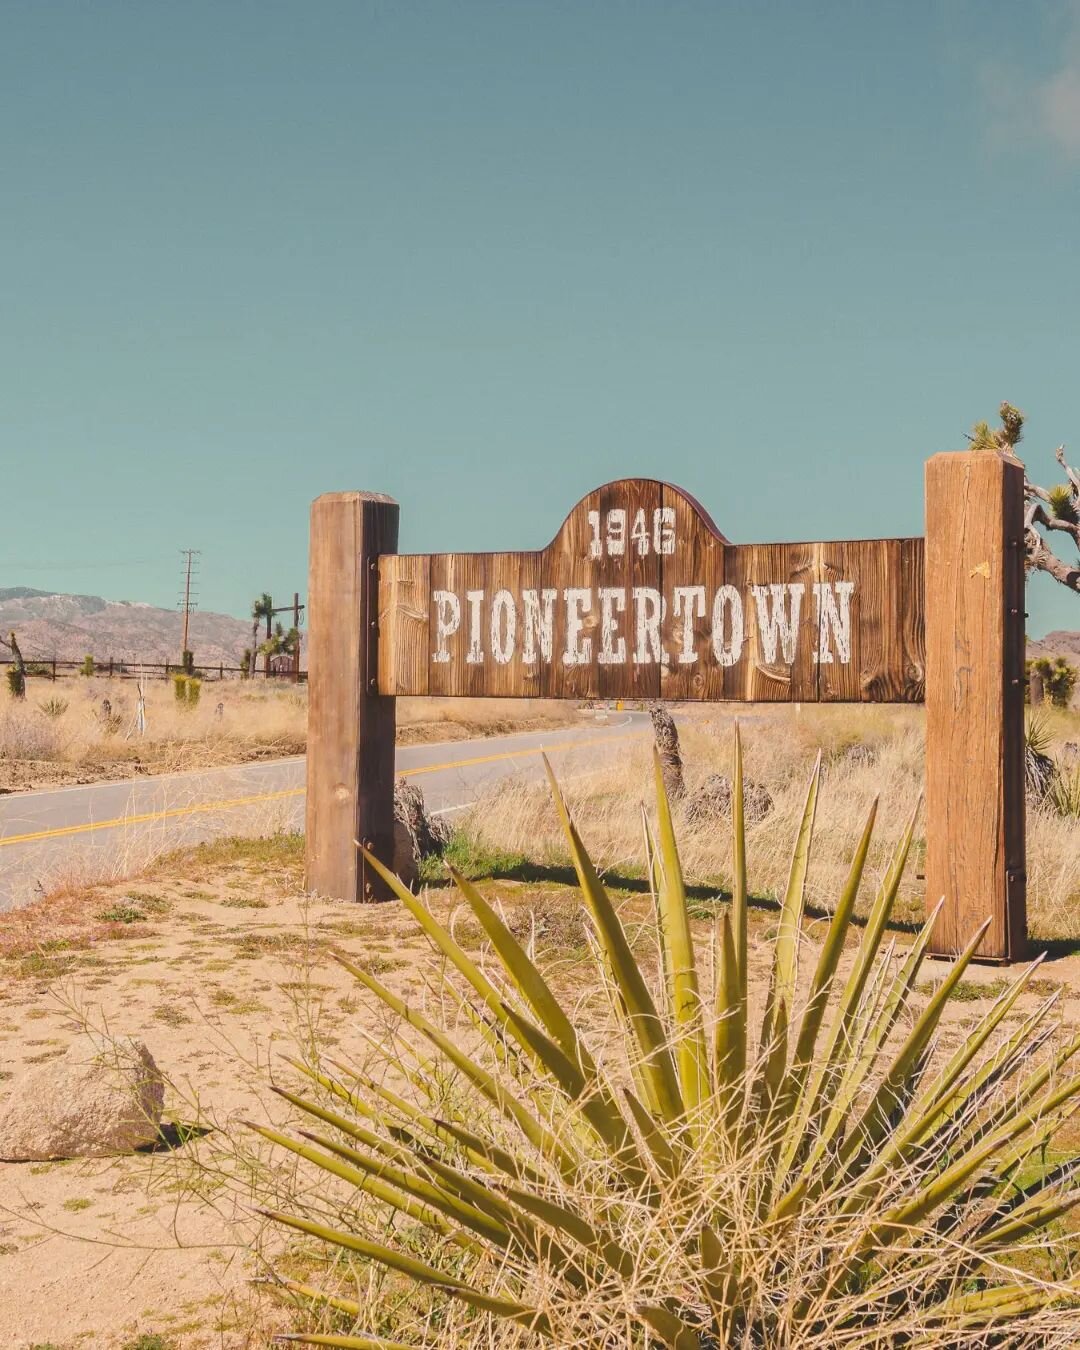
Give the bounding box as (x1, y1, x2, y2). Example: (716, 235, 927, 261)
(0, 588, 255, 668)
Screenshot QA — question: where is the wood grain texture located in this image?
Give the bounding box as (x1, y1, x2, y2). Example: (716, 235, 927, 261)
(378, 554, 429, 697)
(924, 452, 1026, 961)
(376, 478, 926, 704)
(306, 491, 399, 903)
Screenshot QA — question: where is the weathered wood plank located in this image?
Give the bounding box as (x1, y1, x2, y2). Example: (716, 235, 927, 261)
(306, 491, 399, 903)
(378, 554, 430, 697)
(547, 486, 603, 701)
(482, 551, 544, 699)
(924, 452, 1026, 961)
(428, 552, 487, 698)
(660, 483, 726, 700)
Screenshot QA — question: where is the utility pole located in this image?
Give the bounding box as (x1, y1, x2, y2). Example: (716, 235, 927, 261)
(178, 549, 201, 666)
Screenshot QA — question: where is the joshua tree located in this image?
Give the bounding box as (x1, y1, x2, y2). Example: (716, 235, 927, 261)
(0, 631, 26, 699)
(251, 592, 274, 676)
(970, 403, 1080, 592)
(257, 622, 301, 677)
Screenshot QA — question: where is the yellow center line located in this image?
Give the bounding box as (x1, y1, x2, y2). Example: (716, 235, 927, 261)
(0, 728, 643, 850)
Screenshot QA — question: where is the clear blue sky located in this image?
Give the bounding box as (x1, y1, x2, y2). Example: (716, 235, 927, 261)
(2, 0, 1079, 635)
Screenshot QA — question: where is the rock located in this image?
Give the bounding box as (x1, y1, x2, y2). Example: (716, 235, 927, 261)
(684, 773, 773, 826)
(0, 1037, 164, 1161)
(829, 741, 877, 770)
(391, 778, 451, 890)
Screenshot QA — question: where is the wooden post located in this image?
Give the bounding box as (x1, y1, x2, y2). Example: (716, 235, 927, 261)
(306, 491, 399, 902)
(925, 452, 1026, 962)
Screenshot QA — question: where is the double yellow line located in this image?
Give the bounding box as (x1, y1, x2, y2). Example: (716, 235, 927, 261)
(0, 728, 640, 851)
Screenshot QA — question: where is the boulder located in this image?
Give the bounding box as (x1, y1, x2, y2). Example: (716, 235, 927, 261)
(0, 1037, 164, 1162)
(392, 778, 450, 890)
(683, 773, 774, 826)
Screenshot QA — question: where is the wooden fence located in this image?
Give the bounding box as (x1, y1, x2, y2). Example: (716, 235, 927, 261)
(0, 657, 306, 682)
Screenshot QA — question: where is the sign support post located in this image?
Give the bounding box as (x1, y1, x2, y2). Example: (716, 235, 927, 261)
(305, 490, 399, 902)
(925, 452, 1027, 961)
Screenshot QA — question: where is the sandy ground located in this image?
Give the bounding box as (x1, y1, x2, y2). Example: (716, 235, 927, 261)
(1, 836, 1079, 1349)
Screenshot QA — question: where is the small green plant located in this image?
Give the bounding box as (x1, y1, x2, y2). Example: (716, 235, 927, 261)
(255, 733, 1080, 1346)
(37, 697, 69, 719)
(96, 903, 147, 924)
(172, 673, 201, 709)
(5, 667, 24, 698)
(80, 654, 95, 677)
(240, 648, 253, 678)
(1048, 765, 1080, 820)
(121, 1336, 178, 1350)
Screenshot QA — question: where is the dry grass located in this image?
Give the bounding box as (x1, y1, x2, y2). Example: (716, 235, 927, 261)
(0, 677, 307, 788)
(454, 704, 1080, 942)
(0, 684, 581, 791)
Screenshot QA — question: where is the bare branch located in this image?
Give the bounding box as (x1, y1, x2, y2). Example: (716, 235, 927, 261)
(1055, 445, 1080, 496)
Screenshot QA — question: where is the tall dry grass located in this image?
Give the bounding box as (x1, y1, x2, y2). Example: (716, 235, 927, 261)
(0, 676, 307, 779)
(457, 705, 1080, 941)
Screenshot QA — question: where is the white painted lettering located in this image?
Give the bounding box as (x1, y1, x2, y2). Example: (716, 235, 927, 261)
(523, 589, 557, 664)
(466, 590, 484, 664)
(752, 584, 804, 664)
(598, 588, 627, 664)
(813, 581, 854, 665)
(563, 588, 593, 665)
(433, 590, 461, 664)
(633, 587, 667, 665)
(711, 586, 744, 666)
(673, 586, 705, 664)
(491, 589, 517, 665)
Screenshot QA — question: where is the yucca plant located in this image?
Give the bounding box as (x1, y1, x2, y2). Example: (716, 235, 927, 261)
(254, 729, 1080, 1347)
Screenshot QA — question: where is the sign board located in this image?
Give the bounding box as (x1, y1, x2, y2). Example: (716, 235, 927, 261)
(377, 480, 925, 704)
(305, 456, 1026, 964)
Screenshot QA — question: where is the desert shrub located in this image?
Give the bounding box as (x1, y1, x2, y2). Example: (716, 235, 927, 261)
(80, 654, 95, 677)
(0, 709, 61, 761)
(24, 662, 52, 677)
(37, 697, 68, 720)
(254, 738, 1080, 1347)
(172, 674, 201, 709)
(1048, 766, 1080, 821)
(1029, 656, 1078, 709)
(5, 667, 25, 699)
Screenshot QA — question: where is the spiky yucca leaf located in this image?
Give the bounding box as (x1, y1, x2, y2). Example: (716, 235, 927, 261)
(1048, 482, 1079, 524)
(259, 729, 1080, 1348)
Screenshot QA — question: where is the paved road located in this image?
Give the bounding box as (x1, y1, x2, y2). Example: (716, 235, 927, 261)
(0, 711, 653, 910)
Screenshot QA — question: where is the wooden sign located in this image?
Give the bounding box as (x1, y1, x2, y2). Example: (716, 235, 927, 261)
(377, 480, 925, 704)
(305, 456, 1026, 965)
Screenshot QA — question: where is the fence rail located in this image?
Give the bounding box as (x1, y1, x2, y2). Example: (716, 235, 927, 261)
(0, 657, 307, 682)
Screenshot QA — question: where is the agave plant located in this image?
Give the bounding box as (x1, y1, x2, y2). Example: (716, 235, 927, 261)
(254, 729, 1080, 1347)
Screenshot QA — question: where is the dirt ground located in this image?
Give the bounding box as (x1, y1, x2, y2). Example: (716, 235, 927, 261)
(1, 836, 1078, 1349)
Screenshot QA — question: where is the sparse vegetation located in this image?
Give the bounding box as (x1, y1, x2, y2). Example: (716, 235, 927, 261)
(171, 672, 201, 708)
(254, 743, 1080, 1346)
(37, 696, 68, 719)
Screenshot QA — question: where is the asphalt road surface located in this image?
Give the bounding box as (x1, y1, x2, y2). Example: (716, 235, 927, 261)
(0, 710, 653, 911)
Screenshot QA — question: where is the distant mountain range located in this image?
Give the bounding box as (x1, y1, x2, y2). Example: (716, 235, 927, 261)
(0, 587, 256, 667)
(1027, 629, 1080, 662)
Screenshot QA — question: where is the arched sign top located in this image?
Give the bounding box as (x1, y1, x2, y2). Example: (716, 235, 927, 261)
(545, 479, 732, 556)
(376, 477, 925, 706)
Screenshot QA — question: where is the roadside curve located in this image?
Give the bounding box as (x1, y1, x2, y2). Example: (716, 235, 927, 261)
(0, 711, 651, 911)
